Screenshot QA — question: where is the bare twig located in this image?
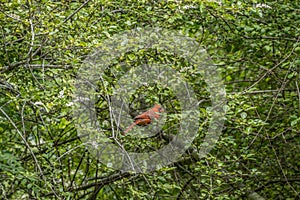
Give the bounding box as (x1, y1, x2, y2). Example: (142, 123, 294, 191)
(244, 36, 300, 93)
(296, 80, 300, 110)
(0, 106, 59, 198)
(231, 88, 297, 95)
(247, 36, 300, 149)
(63, 0, 92, 23)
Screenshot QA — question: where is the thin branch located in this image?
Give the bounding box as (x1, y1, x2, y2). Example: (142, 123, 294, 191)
(247, 36, 300, 150)
(28, 64, 72, 69)
(244, 36, 300, 93)
(244, 36, 298, 42)
(0, 106, 59, 198)
(296, 80, 300, 111)
(63, 0, 92, 23)
(65, 172, 131, 192)
(231, 88, 297, 95)
(254, 178, 300, 192)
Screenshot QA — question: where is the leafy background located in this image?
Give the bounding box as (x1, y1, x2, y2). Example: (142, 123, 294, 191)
(0, 0, 299, 199)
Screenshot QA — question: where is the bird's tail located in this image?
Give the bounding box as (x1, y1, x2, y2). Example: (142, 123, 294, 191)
(122, 122, 136, 135)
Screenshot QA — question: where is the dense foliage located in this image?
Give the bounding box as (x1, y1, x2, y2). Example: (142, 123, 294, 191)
(1, 1, 299, 199)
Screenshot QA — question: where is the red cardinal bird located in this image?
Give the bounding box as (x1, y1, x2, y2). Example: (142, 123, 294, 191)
(123, 104, 164, 135)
